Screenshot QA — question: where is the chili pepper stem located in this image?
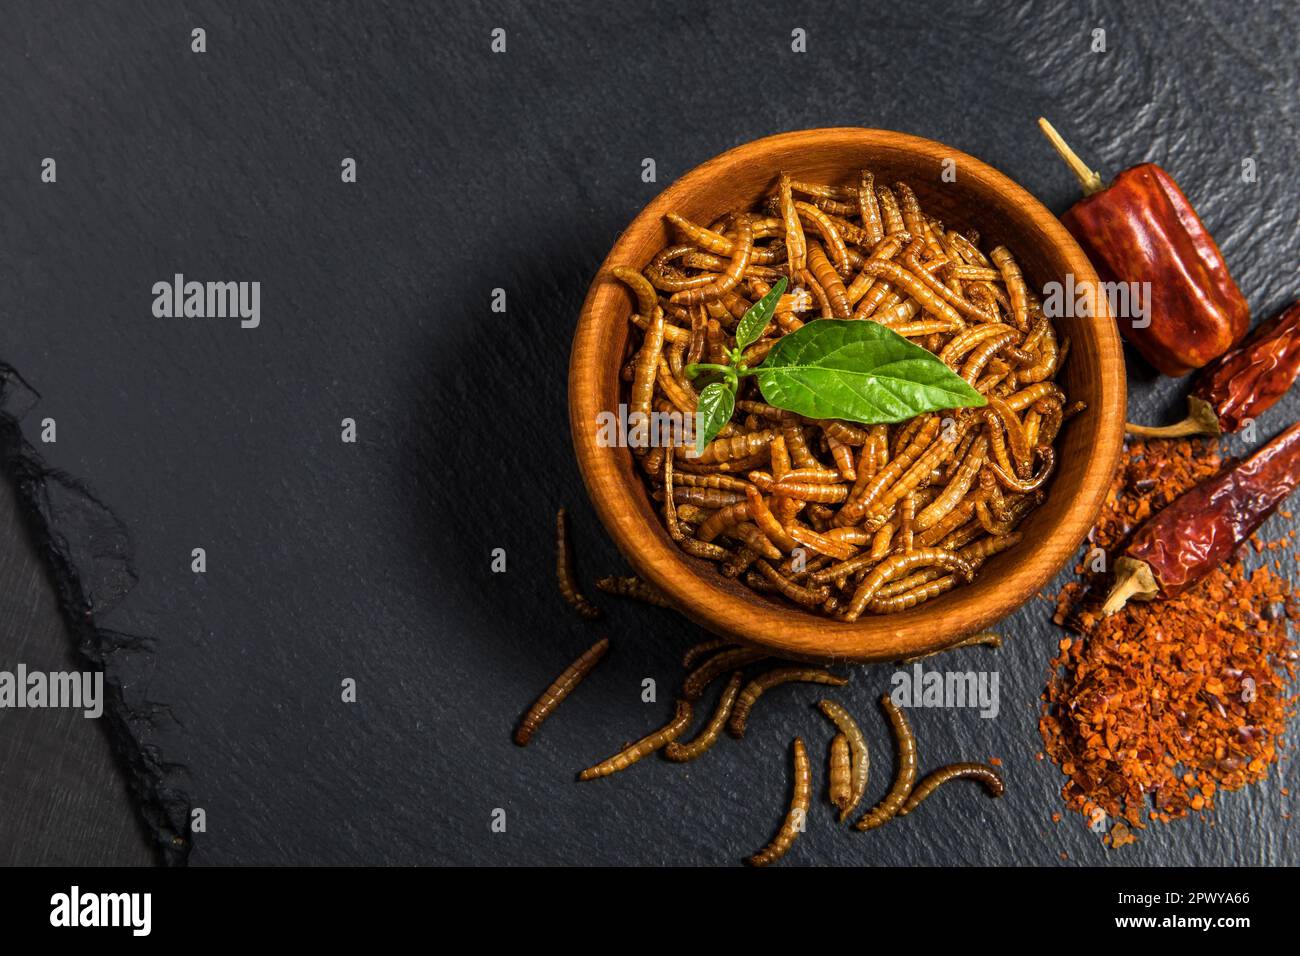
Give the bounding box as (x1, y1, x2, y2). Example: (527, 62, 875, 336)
(1037, 117, 1105, 196)
(1101, 556, 1160, 615)
(1125, 396, 1221, 439)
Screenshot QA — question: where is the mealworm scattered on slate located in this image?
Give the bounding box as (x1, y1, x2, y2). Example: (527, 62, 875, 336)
(727, 667, 848, 739)
(828, 733, 852, 813)
(681, 637, 734, 669)
(555, 507, 602, 620)
(663, 671, 744, 762)
(900, 630, 1003, 664)
(898, 762, 1005, 816)
(578, 700, 694, 780)
(595, 574, 673, 608)
(681, 646, 769, 700)
(817, 699, 870, 821)
(514, 638, 610, 746)
(746, 737, 811, 867)
(854, 695, 917, 831)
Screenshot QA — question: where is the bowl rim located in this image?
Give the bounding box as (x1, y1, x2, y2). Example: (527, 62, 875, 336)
(569, 127, 1126, 662)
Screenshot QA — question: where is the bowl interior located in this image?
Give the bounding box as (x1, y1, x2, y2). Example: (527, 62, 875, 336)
(570, 128, 1125, 662)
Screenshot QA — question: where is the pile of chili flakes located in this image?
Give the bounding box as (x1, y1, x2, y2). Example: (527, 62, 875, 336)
(1040, 438, 1298, 846)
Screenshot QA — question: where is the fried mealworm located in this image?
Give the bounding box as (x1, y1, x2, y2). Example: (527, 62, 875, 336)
(682, 646, 769, 700)
(822, 420, 869, 447)
(682, 637, 734, 668)
(685, 305, 707, 366)
(689, 430, 777, 466)
(892, 412, 927, 457)
(987, 446, 1055, 493)
(876, 185, 905, 234)
(556, 507, 602, 621)
(674, 472, 751, 492)
(662, 441, 683, 540)
(656, 355, 698, 415)
(939, 323, 1017, 368)
(764, 465, 842, 485)
(788, 524, 855, 561)
(897, 762, 1005, 816)
(1036, 397, 1065, 446)
(854, 695, 917, 830)
(578, 699, 694, 780)
(946, 264, 1002, 281)
(670, 486, 744, 509)
(746, 737, 811, 867)
(663, 671, 744, 762)
(987, 395, 1032, 477)
(817, 699, 870, 821)
(896, 493, 917, 552)
(868, 523, 896, 561)
(806, 548, 878, 587)
(777, 172, 807, 274)
(914, 435, 988, 532)
(514, 637, 609, 746)
(1017, 321, 1059, 384)
(727, 667, 848, 738)
(865, 421, 969, 521)
(856, 258, 965, 328)
(960, 329, 1018, 384)
(788, 179, 857, 201)
(1004, 382, 1063, 412)
(627, 308, 666, 429)
(841, 549, 975, 622)
(672, 216, 754, 305)
(745, 486, 799, 553)
(807, 241, 852, 318)
(753, 559, 831, 608)
(900, 630, 1003, 663)
(795, 202, 851, 275)
(771, 481, 849, 504)
(989, 245, 1029, 330)
(836, 416, 941, 526)
(856, 168, 884, 244)
(665, 212, 729, 254)
(867, 574, 961, 613)
(696, 500, 752, 542)
(730, 521, 783, 560)
(595, 575, 672, 609)
(677, 536, 732, 562)
(829, 733, 852, 814)
(901, 243, 992, 323)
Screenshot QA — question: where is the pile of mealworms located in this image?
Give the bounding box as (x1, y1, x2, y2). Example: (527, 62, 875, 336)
(612, 171, 1083, 619)
(516, 619, 1005, 865)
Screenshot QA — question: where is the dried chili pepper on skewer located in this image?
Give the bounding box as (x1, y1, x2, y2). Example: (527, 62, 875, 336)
(1102, 421, 1300, 613)
(1037, 118, 1249, 377)
(1128, 301, 1300, 438)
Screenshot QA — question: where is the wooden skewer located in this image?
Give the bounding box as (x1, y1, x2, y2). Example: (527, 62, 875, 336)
(1037, 117, 1105, 196)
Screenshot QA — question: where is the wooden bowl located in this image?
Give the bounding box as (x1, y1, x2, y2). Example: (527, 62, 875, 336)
(569, 128, 1125, 662)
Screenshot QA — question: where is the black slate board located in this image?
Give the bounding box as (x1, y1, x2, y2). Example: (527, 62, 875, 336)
(0, 0, 1296, 865)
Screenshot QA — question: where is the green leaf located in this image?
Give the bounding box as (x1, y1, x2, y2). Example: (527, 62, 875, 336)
(734, 277, 788, 351)
(694, 381, 736, 455)
(754, 319, 986, 424)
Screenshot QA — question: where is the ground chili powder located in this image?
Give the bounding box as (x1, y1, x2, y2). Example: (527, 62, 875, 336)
(1040, 438, 1297, 846)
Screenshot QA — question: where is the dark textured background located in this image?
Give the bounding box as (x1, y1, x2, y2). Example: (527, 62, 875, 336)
(0, 0, 1296, 865)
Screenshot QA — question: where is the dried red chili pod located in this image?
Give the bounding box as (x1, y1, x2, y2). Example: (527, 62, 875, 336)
(1128, 301, 1300, 438)
(1102, 421, 1300, 613)
(1038, 118, 1249, 377)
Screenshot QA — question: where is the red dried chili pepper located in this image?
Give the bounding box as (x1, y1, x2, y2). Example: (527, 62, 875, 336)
(1038, 118, 1249, 378)
(1102, 422, 1300, 613)
(1128, 301, 1300, 437)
